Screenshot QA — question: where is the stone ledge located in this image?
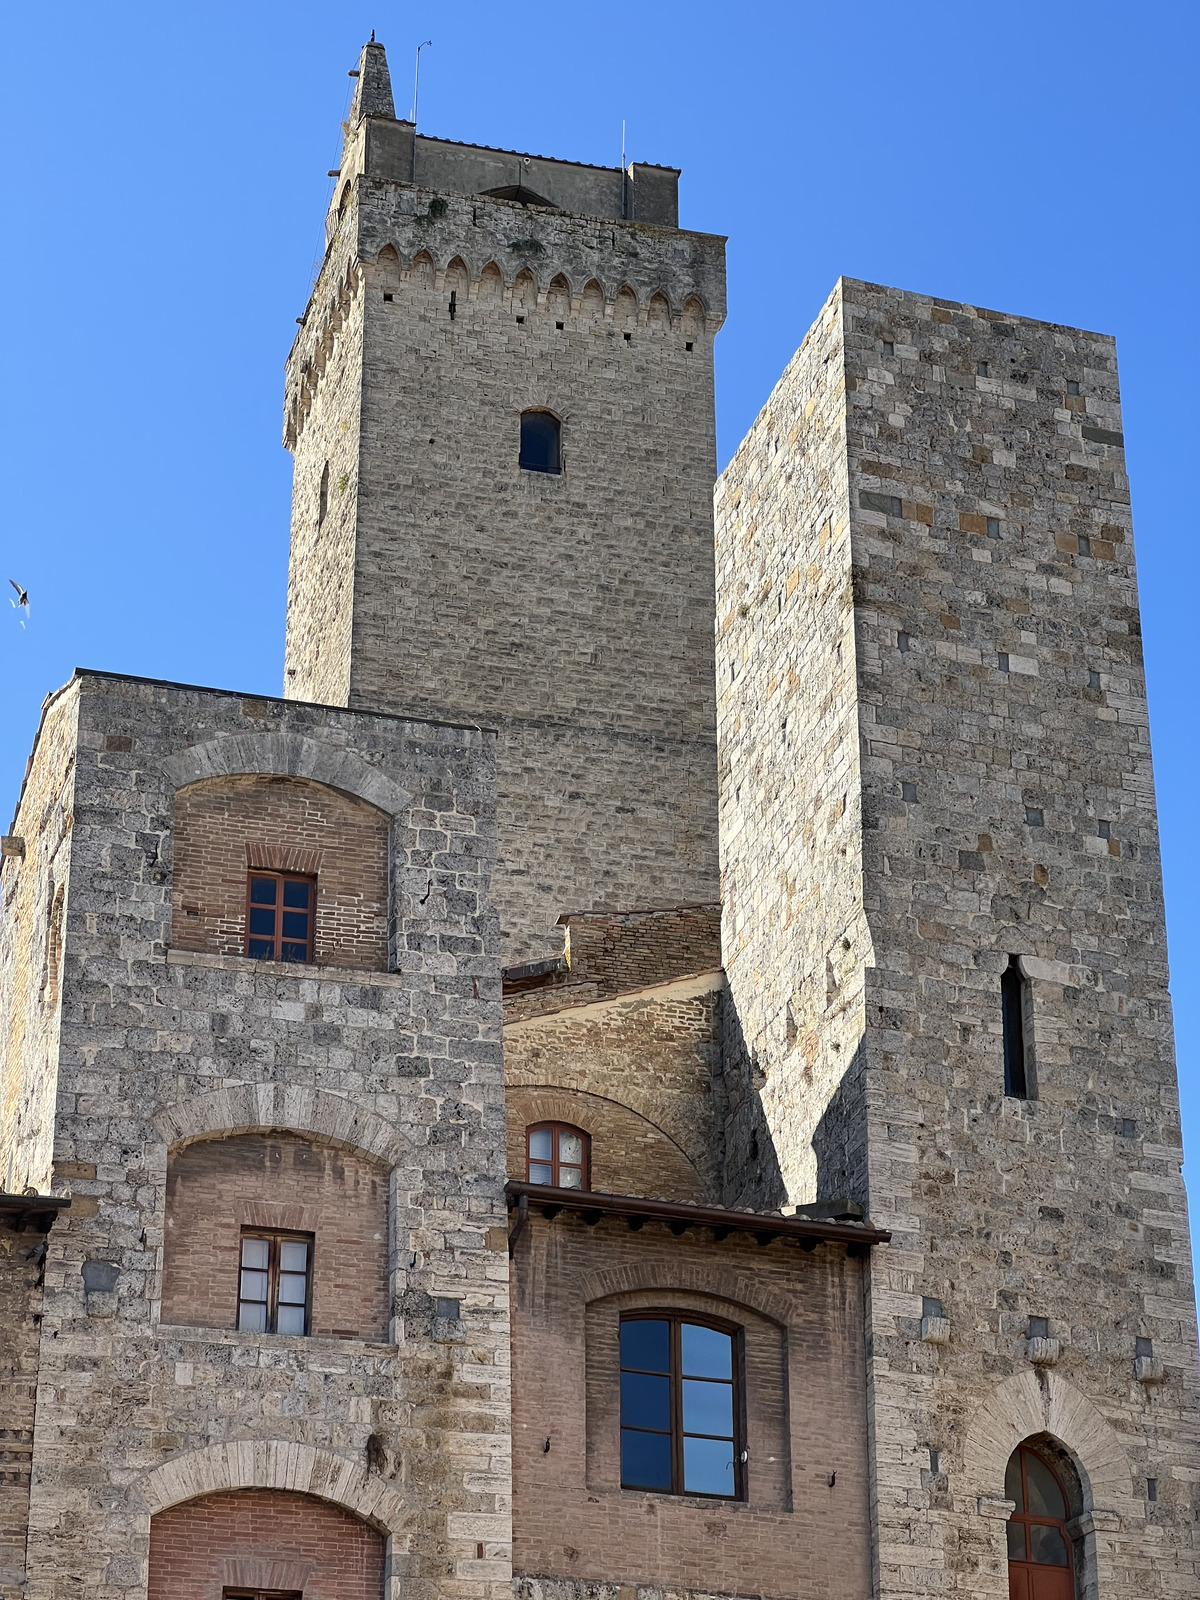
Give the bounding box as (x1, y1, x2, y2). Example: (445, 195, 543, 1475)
(165, 947, 414, 988)
(154, 1322, 398, 1356)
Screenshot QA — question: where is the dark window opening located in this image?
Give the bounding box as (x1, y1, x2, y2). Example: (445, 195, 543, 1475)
(526, 1122, 589, 1188)
(383, 291, 394, 301)
(246, 872, 315, 964)
(620, 1314, 742, 1499)
(449, 289, 457, 320)
(318, 463, 329, 526)
(1005, 1444, 1075, 1598)
(555, 320, 564, 329)
(977, 360, 989, 377)
(237, 1231, 313, 1336)
(1067, 380, 1080, 395)
(685, 341, 694, 351)
(519, 410, 561, 474)
(1002, 955, 1033, 1099)
(623, 331, 632, 342)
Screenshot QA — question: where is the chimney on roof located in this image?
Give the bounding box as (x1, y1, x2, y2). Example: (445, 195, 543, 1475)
(351, 38, 396, 122)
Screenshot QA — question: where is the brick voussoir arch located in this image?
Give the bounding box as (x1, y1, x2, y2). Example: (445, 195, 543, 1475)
(960, 1367, 1137, 1523)
(137, 1440, 406, 1534)
(152, 1082, 412, 1168)
(579, 1260, 792, 1327)
(161, 731, 413, 817)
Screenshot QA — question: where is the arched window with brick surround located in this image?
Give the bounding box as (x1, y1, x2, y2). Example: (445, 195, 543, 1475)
(148, 1489, 384, 1598)
(526, 1121, 589, 1188)
(170, 774, 390, 972)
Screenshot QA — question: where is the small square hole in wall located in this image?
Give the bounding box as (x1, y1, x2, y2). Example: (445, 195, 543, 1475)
(1147, 1477, 1158, 1503)
(624, 331, 632, 342)
(1028, 1315, 1050, 1339)
(1025, 805, 1044, 827)
(977, 360, 989, 377)
(882, 340, 894, 356)
(516, 315, 525, 324)
(685, 341, 694, 351)
(901, 781, 918, 803)
(998, 652, 1010, 673)
(1098, 819, 1111, 838)
(922, 1297, 944, 1319)
(1078, 534, 1091, 557)
(928, 1449, 940, 1475)
(383, 292, 394, 302)
(1119, 1118, 1137, 1139)
(1088, 669, 1101, 689)
(556, 321, 564, 330)
(1067, 380, 1080, 395)
(897, 630, 910, 652)
(986, 516, 1000, 538)
(1136, 1336, 1154, 1358)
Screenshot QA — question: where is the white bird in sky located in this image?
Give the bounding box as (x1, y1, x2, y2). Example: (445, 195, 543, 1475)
(9, 579, 30, 628)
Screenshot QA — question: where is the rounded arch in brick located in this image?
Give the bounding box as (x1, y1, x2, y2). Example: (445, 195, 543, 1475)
(152, 1081, 412, 1168)
(147, 1487, 386, 1598)
(506, 1085, 705, 1201)
(171, 773, 390, 970)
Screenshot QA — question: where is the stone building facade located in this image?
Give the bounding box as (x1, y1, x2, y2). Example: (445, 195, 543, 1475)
(0, 34, 1196, 1600)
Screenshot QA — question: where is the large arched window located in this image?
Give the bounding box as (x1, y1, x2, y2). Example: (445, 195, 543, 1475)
(619, 1313, 743, 1500)
(519, 409, 561, 474)
(1005, 1443, 1075, 1598)
(526, 1122, 589, 1188)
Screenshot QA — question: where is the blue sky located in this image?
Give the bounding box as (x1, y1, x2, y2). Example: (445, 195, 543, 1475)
(3, 2, 1198, 1244)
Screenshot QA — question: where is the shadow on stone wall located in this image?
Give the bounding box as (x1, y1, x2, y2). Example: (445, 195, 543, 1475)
(811, 1033, 870, 1211)
(717, 990, 787, 1212)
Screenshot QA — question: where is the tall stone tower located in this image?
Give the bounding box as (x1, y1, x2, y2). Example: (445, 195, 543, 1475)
(283, 41, 726, 964)
(715, 279, 1200, 1596)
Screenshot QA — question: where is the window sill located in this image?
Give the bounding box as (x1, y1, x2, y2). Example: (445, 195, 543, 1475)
(155, 1320, 396, 1352)
(165, 947, 408, 987)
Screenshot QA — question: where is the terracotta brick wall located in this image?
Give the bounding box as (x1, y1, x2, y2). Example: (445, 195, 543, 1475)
(510, 1214, 872, 1598)
(506, 1086, 705, 1202)
(162, 1133, 389, 1340)
(148, 1488, 385, 1598)
(171, 774, 389, 971)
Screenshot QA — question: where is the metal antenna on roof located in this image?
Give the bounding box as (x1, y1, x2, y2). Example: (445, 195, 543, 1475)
(411, 40, 432, 125)
(621, 120, 627, 218)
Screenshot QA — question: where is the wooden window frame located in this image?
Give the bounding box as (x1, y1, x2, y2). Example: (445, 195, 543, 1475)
(526, 1121, 590, 1188)
(236, 1229, 314, 1337)
(1005, 1443, 1076, 1592)
(225, 1592, 303, 1600)
(245, 870, 315, 964)
(619, 1311, 745, 1501)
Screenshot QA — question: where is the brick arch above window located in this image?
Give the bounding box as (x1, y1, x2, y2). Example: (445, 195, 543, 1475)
(161, 732, 413, 817)
(171, 774, 389, 971)
(151, 1082, 412, 1169)
(507, 1086, 705, 1202)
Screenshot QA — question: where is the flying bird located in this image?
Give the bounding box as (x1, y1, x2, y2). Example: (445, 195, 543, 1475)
(9, 579, 29, 626)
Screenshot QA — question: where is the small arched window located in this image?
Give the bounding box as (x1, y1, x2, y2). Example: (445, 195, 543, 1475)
(1005, 1443, 1076, 1597)
(526, 1122, 589, 1188)
(519, 410, 561, 474)
(1001, 954, 1034, 1099)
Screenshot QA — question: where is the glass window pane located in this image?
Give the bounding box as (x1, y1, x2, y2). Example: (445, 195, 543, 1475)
(1006, 1519, 1027, 1561)
(278, 1273, 308, 1305)
(277, 1303, 307, 1335)
(282, 880, 312, 908)
(1029, 1524, 1068, 1566)
(681, 1322, 732, 1379)
(237, 1300, 267, 1333)
(621, 1318, 670, 1373)
(241, 1238, 269, 1270)
(279, 1241, 309, 1272)
(621, 1428, 672, 1490)
(559, 1130, 583, 1164)
(249, 877, 278, 904)
(621, 1371, 671, 1432)
(683, 1435, 735, 1496)
(239, 1269, 268, 1302)
(682, 1377, 733, 1438)
(520, 412, 560, 473)
(249, 907, 277, 936)
(528, 1128, 553, 1160)
(1024, 1453, 1066, 1518)
(528, 1161, 553, 1185)
(280, 942, 309, 962)
(1004, 1451, 1024, 1512)
(281, 911, 309, 939)
(559, 1166, 583, 1189)
(247, 938, 274, 959)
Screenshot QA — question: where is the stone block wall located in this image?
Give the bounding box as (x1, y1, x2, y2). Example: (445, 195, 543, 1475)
(283, 119, 727, 964)
(716, 279, 1200, 1597)
(0, 1227, 45, 1595)
(10, 671, 511, 1600)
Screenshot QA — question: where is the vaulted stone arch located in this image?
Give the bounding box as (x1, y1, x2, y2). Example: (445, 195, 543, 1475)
(162, 732, 412, 817)
(578, 1259, 794, 1327)
(136, 1440, 406, 1534)
(152, 1082, 412, 1168)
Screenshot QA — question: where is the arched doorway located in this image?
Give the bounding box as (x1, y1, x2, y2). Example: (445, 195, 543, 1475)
(1005, 1442, 1076, 1599)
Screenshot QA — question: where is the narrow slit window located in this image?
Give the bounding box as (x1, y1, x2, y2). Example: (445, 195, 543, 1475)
(246, 872, 315, 964)
(318, 462, 329, 525)
(1001, 955, 1033, 1099)
(237, 1231, 313, 1335)
(519, 410, 561, 474)
(526, 1122, 589, 1189)
(620, 1314, 743, 1499)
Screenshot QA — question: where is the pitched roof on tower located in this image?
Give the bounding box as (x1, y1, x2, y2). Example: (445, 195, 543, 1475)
(351, 37, 395, 122)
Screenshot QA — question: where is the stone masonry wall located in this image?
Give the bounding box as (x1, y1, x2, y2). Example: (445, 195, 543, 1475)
(171, 774, 390, 971)
(716, 279, 1200, 1598)
(0, 685, 79, 1195)
(0, 1226, 46, 1596)
(283, 144, 727, 964)
(18, 672, 511, 1600)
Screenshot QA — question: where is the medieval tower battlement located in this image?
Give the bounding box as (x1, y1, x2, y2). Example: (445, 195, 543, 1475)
(0, 35, 1196, 1600)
